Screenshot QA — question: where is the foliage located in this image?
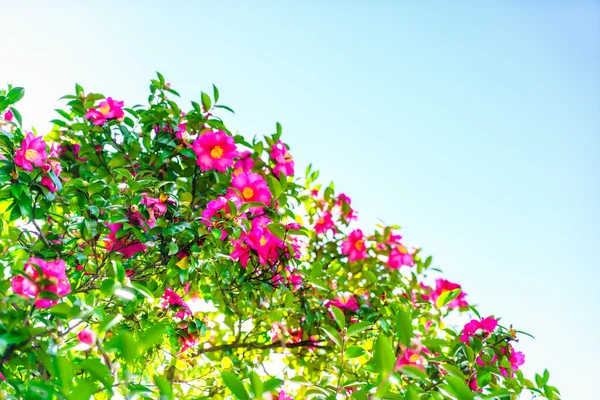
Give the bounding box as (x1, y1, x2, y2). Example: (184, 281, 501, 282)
(0, 75, 560, 399)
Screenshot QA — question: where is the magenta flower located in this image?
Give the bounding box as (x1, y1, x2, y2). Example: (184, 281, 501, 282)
(104, 223, 147, 258)
(314, 211, 335, 235)
(270, 140, 294, 177)
(230, 239, 251, 267)
(192, 130, 238, 172)
(460, 316, 497, 343)
(432, 278, 468, 309)
(230, 171, 272, 205)
(14, 132, 48, 171)
(341, 229, 368, 262)
(78, 329, 96, 345)
(278, 391, 294, 400)
(202, 196, 241, 226)
(3, 110, 13, 121)
(327, 295, 359, 312)
(387, 245, 415, 269)
(11, 258, 71, 308)
(85, 97, 125, 125)
(161, 288, 192, 320)
(234, 150, 255, 174)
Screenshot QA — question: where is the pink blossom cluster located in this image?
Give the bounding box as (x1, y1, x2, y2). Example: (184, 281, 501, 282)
(11, 258, 71, 308)
(85, 97, 125, 125)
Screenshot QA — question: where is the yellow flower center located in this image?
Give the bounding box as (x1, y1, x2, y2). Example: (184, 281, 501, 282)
(242, 187, 254, 199)
(98, 104, 111, 115)
(259, 236, 267, 246)
(24, 149, 39, 162)
(397, 244, 408, 254)
(409, 353, 421, 363)
(284, 152, 293, 162)
(354, 239, 365, 251)
(159, 193, 169, 203)
(210, 145, 224, 159)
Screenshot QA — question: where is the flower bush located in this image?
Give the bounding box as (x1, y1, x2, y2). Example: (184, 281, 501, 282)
(0, 75, 560, 399)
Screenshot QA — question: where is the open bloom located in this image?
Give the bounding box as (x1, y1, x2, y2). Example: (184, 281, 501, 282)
(85, 97, 125, 125)
(192, 130, 238, 172)
(231, 216, 283, 267)
(314, 211, 335, 235)
(11, 258, 71, 308)
(327, 295, 359, 312)
(104, 223, 147, 258)
(387, 244, 415, 269)
(431, 278, 468, 309)
(14, 132, 48, 171)
(460, 316, 498, 343)
(270, 140, 294, 176)
(230, 171, 272, 205)
(341, 229, 368, 262)
(234, 150, 254, 174)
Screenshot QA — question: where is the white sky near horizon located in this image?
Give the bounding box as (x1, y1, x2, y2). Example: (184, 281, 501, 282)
(1, 1, 599, 399)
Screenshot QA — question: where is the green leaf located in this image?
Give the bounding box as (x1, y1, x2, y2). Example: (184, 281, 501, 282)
(347, 321, 371, 337)
(373, 334, 395, 376)
(7, 87, 25, 104)
(444, 376, 474, 400)
(9, 107, 22, 126)
(266, 223, 286, 241)
(320, 325, 342, 347)
(396, 307, 413, 347)
(249, 371, 263, 397)
(213, 84, 220, 103)
(201, 92, 212, 112)
(221, 371, 250, 400)
(441, 364, 465, 380)
(345, 346, 366, 358)
(399, 365, 428, 381)
(153, 375, 173, 399)
(330, 305, 345, 330)
(435, 288, 462, 308)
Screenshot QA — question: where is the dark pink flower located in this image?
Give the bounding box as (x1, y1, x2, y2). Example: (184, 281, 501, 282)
(4, 110, 13, 121)
(234, 150, 255, 174)
(85, 97, 124, 125)
(278, 391, 293, 400)
(460, 316, 498, 343)
(314, 211, 335, 235)
(327, 295, 359, 313)
(162, 288, 192, 320)
(14, 132, 48, 171)
(270, 140, 294, 176)
(432, 278, 468, 309)
(78, 329, 96, 345)
(40, 176, 58, 192)
(104, 223, 147, 258)
(192, 130, 238, 172)
(11, 258, 71, 308)
(341, 229, 368, 262)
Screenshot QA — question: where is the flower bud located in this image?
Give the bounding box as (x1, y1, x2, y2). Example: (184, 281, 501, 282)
(9, 170, 18, 180)
(117, 183, 127, 192)
(130, 205, 139, 213)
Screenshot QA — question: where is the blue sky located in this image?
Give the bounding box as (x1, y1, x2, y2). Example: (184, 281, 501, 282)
(2, 1, 599, 398)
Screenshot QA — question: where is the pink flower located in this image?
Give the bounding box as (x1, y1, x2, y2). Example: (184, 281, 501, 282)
(230, 171, 272, 205)
(78, 329, 96, 345)
(288, 273, 303, 291)
(327, 295, 359, 312)
(85, 97, 125, 125)
(202, 196, 241, 226)
(104, 223, 147, 258)
(314, 211, 335, 235)
(509, 350, 525, 370)
(234, 150, 255, 174)
(179, 333, 198, 353)
(341, 229, 368, 262)
(192, 130, 238, 172)
(4, 110, 13, 121)
(336, 193, 357, 222)
(460, 316, 498, 343)
(40, 176, 58, 192)
(387, 245, 415, 269)
(432, 278, 468, 309)
(11, 258, 71, 308)
(14, 132, 48, 171)
(230, 239, 251, 267)
(270, 140, 294, 176)
(162, 288, 192, 320)
(278, 391, 294, 400)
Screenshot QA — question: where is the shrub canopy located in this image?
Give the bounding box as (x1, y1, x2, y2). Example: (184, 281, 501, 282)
(0, 75, 559, 399)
